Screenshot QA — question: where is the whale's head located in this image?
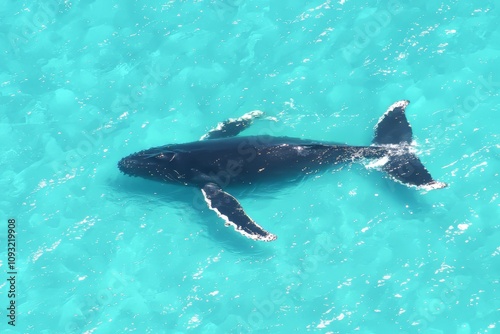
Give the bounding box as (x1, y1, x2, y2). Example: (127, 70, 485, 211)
(118, 146, 187, 185)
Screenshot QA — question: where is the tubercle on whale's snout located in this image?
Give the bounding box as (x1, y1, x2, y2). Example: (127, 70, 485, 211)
(118, 149, 158, 177)
(117, 158, 129, 175)
(117, 156, 139, 176)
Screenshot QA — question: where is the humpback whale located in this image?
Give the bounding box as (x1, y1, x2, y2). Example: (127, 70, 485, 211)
(118, 101, 446, 242)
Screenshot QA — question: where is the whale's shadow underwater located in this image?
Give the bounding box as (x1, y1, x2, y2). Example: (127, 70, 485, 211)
(118, 101, 447, 242)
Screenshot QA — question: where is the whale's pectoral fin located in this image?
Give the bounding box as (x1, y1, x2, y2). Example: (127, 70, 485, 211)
(201, 183, 277, 241)
(200, 110, 264, 140)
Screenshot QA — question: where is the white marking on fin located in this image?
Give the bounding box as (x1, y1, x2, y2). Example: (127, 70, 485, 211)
(375, 100, 410, 130)
(200, 110, 264, 140)
(201, 188, 277, 242)
(240, 110, 264, 120)
(384, 173, 448, 192)
(365, 156, 390, 169)
(417, 181, 448, 191)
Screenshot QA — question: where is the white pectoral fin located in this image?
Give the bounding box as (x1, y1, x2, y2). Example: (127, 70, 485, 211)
(200, 110, 264, 140)
(201, 183, 277, 242)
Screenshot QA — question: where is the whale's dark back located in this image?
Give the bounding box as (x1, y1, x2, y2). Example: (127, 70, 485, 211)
(118, 135, 378, 187)
(175, 136, 378, 186)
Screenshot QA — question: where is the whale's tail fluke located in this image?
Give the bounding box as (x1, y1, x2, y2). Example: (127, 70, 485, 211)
(372, 100, 447, 191)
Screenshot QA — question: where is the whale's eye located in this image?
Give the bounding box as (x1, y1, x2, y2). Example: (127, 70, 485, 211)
(156, 153, 176, 162)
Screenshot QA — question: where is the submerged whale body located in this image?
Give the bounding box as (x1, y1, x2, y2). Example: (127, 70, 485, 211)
(118, 101, 446, 242)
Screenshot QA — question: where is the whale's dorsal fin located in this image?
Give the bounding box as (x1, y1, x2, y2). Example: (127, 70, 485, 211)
(201, 183, 277, 242)
(200, 110, 263, 140)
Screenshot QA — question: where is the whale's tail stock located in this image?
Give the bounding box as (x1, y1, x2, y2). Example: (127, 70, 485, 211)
(371, 100, 447, 191)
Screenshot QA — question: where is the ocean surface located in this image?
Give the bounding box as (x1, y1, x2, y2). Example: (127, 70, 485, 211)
(1, 1, 499, 333)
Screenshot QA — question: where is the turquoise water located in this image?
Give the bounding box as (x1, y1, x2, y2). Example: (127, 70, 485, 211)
(1, 0, 499, 333)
